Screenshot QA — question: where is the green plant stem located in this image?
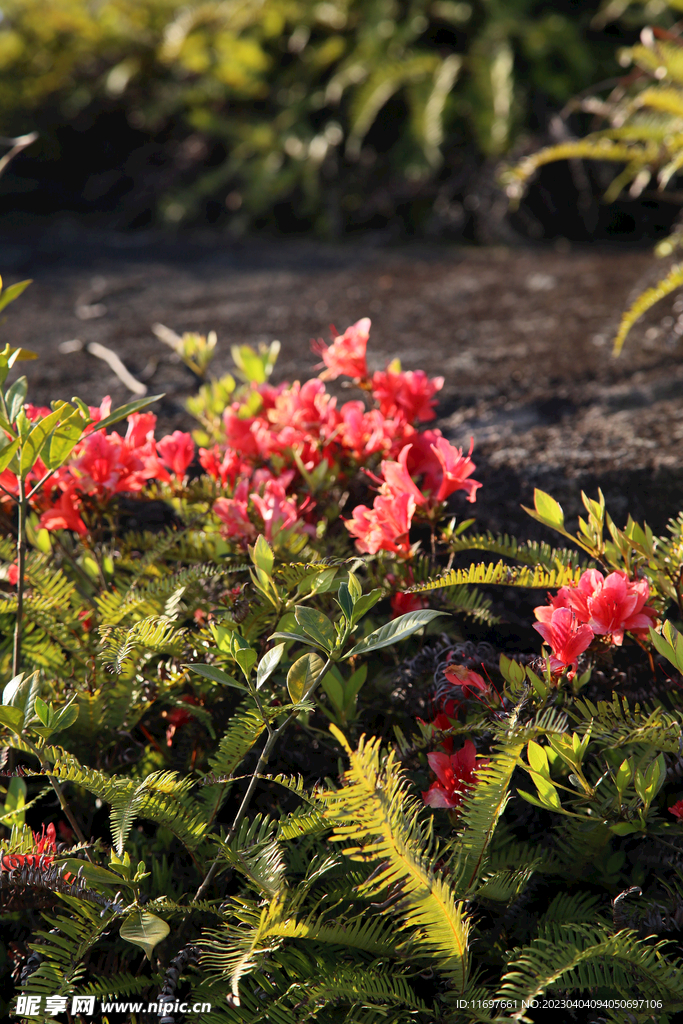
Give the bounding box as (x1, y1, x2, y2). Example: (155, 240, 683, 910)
(22, 736, 92, 859)
(194, 658, 330, 901)
(12, 477, 25, 676)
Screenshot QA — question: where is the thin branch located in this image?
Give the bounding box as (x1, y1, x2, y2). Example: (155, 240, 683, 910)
(194, 658, 331, 901)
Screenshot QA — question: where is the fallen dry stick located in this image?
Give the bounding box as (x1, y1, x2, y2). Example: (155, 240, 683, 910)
(60, 339, 147, 396)
(87, 342, 147, 396)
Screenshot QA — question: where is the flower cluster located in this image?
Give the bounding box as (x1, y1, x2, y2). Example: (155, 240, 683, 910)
(14, 317, 478, 553)
(345, 439, 481, 555)
(13, 399, 196, 537)
(534, 568, 657, 672)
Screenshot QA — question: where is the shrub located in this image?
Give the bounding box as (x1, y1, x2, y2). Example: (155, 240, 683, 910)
(0, 0, 614, 233)
(2, 279, 683, 1022)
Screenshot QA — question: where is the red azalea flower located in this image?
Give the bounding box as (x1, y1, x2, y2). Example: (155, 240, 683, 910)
(162, 695, 199, 747)
(443, 663, 490, 697)
(39, 484, 87, 536)
(422, 740, 486, 810)
(199, 445, 246, 487)
(7, 562, 18, 585)
(313, 317, 370, 381)
(533, 606, 594, 672)
(390, 591, 427, 618)
(430, 712, 455, 754)
(1, 822, 57, 871)
(214, 487, 256, 542)
(157, 431, 195, 479)
(669, 799, 683, 820)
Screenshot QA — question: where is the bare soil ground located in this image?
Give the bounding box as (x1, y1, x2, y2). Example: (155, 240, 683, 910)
(3, 227, 683, 543)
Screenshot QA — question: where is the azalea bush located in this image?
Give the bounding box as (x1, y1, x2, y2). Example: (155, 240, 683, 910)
(3, 277, 683, 1023)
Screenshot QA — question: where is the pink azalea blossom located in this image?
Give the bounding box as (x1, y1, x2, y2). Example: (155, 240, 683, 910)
(536, 568, 657, 647)
(533, 606, 594, 672)
(198, 445, 246, 487)
(422, 740, 485, 810)
(214, 480, 256, 541)
(377, 445, 427, 506)
(313, 317, 370, 381)
(371, 367, 444, 424)
(345, 490, 416, 555)
(250, 479, 311, 541)
(430, 437, 482, 503)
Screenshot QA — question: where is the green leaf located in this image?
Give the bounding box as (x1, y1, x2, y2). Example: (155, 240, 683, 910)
(91, 395, 164, 434)
(337, 581, 354, 621)
(320, 667, 345, 712)
(19, 406, 65, 477)
(517, 788, 548, 810)
(187, 664, 248, 692)
(5, 376, 27, 423)
(0, 436, 20, 473)
(0, 279, 32, 314)
(529, 770, 562, 811)
(527, 741, 550, 778)
(270, 630, 329, 653)
(344, 609, 448, 659)
(616, 758, 632, 794)
(58, 859, 128, 887)
(347, 572, 362, 601)
(34, 696, 51, 727)
(120, 911, 169, 959)
(531, 489, 565, 531)
(231, 344, 267, 383)
(3, 671, 39, 722)
(234, 648, 257, 681)
(46, 408, 87, 469)
(250, 534, 274, 575)
(0, 706, 24, 731)
(351, 588, 383, 625)
(52, 700, 79, 732)
(295, 606, 336, 652)
(610, 823, 643, 836)
(256, 643, 285, 689)
(287, 652, 325, 703)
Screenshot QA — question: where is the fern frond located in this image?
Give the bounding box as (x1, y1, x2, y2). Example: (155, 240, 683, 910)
(406, 560, 581, 593)
(98, 615, 186, 674)
(497, 928, 683, 1012)
(454, 738, 525, 895)
(442, 585, 498, 624)
(613, 262, 683, 355)
(572, 693, 682, 751)
(503, 138, 639, 202)
(321, 726, 470, 992)
(446, 531, 589, 570)
(198, 699, 270, 821)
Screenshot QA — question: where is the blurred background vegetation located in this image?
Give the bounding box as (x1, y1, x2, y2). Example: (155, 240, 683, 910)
(0, 0, 677, 240)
